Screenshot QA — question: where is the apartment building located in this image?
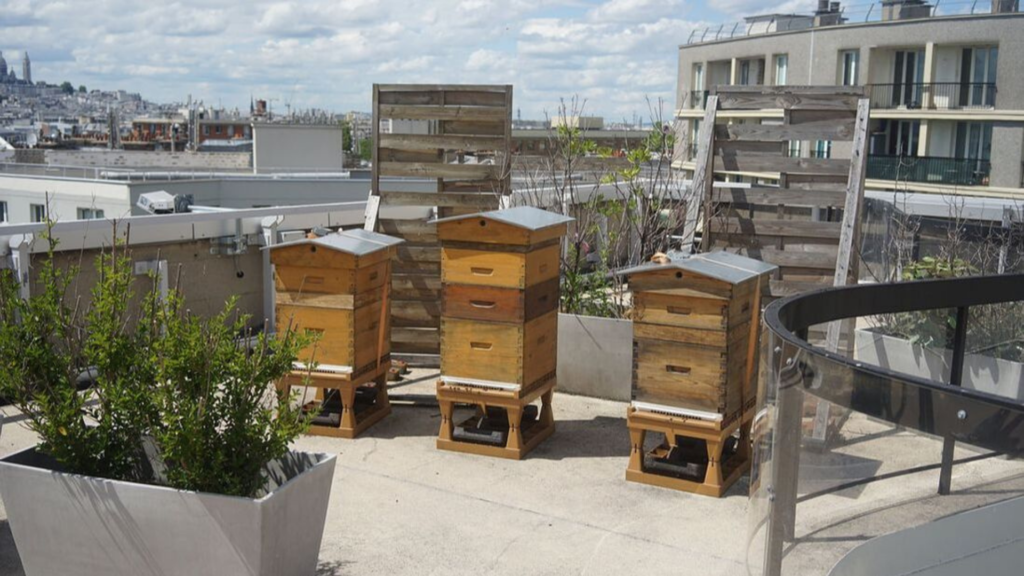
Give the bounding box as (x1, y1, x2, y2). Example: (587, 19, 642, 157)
(675, 1, 1024, 198)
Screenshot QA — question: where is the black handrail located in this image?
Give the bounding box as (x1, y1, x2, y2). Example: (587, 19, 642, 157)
(759, 273, 1024, 576)
(868, 82, 997, 109)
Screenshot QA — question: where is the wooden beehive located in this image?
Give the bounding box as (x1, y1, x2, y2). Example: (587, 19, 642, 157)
(436, 207, 572, 391)
(270, 229, 403, 376)
(622, 251, 776, 419)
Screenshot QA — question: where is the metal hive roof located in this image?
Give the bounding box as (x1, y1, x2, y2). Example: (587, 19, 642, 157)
(433, 206, 574, 230)
(617, 250, 777, 285)
(267, 228, 403, 255)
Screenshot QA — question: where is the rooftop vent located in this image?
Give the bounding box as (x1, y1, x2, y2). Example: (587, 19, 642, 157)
(992, 0, 1019, 12)
(881, 0, 933, 21)
(814, 0, 845, 26)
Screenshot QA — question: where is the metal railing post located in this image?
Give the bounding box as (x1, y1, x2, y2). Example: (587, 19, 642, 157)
(938, 305, 970, 495)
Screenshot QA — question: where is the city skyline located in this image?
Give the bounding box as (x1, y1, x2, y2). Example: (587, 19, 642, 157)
(0, 0, 785, 119)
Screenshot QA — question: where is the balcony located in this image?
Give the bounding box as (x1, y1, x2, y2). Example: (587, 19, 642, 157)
(868, 83, 997, 110)
(867, 154, 991, 187)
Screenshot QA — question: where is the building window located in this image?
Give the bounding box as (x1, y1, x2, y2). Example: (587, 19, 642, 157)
(30, 204, 46, 223)
(693, 63, 704, 91)
(814, 140, 832, 159)
(215, 125, 222, 134)
(774, 55, 788, 85)
(244, 126, 251, 138)
(840, 50, 859, 86)
(228, 125, 235, 137)
(787, 140, 802, 158)
(739, 60, 751, 85)
(77, 208, 105, 220)
(203, 125, 210, 136)
(0, 201, 7, 223)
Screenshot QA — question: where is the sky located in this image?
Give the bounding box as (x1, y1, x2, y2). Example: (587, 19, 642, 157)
(0, 0, 813, 121)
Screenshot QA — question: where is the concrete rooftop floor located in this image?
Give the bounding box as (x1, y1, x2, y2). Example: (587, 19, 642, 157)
(2, 369, 1024, 576)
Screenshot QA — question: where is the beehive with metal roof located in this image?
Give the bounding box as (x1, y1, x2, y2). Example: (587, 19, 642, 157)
(621, 251, 776, 418)
(269, 229, 403, 373)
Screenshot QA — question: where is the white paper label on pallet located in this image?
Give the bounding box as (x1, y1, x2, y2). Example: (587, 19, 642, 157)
(630, 401, 724, 422)
(292, 362, 353, 375)
(440, 375, 521, 391)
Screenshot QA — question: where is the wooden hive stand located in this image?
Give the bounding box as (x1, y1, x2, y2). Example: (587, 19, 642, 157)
(434, 206, 573, 460)
(619, 251, 775, 496)
(626, 404, 755, 497)
(365, 84, 514, 368)
(269, 228, 403, 439)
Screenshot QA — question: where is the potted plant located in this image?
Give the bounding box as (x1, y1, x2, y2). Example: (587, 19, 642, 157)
(0, 223, 334, 576)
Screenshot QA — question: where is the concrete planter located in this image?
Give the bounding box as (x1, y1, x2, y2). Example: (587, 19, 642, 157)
(557, 313, 634, 401)
(0, 447, 336, 576)
(855, 329, 1024, 400)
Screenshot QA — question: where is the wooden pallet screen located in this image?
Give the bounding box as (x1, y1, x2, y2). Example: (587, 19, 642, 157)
(697, 86, 869, 305)
(366, 84, 514, 362)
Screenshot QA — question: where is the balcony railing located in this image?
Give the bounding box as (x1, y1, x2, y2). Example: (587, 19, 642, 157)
(867, 154, 991, 187)
(689, 90, 709, 109)
(868, 82, 997, 110)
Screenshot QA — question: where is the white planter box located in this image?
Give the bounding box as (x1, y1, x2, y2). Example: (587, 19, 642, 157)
(557, 313, 634, 402)
(855, 329, 1024, 400)
(0, 447, 336, 576)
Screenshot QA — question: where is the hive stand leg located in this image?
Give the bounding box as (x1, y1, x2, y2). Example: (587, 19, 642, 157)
(507, 406, 524, 452)
(439, 399, 455, 442)
(375, 374, 390, 408)
(736, 419, 752, 464)
(706, 438, 725, 492)
(628, 426, 646, 474)
(340, 386, 358, 430)
(540, 389, 555, 428)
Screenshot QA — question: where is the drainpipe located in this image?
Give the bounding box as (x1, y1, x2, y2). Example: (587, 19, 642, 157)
(9, 234, 32, 300)
(261, 216, 282, 331)
(133, 259, 168, 303)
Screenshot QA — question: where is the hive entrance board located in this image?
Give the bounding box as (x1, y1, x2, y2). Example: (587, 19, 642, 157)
(689, 86, 871, 443)
(365, 84, 514, 365)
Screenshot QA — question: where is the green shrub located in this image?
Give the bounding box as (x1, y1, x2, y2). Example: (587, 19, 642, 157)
(0, 222, 314, 497)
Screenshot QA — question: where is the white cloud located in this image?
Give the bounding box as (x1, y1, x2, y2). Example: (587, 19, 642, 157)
(2, 0, 717, 120)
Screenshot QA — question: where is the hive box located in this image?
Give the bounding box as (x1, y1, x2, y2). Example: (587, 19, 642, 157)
(269, 228, 403, 375)
(621, 251, 776, 418)
(437, 206, 572, 391)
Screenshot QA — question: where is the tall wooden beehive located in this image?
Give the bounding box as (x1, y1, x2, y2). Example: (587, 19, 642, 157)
(436, 207, 572, 391)
(270, 229, 403, 376)
(622, 251, 775, 419)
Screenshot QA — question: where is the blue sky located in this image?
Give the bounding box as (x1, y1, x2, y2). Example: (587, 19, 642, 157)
(0, 0, 810, 120)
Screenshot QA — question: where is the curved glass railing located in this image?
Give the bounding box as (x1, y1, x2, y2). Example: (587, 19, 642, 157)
(747, 273, 1024, 576)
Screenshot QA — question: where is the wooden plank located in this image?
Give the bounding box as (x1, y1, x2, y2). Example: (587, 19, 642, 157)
(724, 247, 838, 270)
(392, 275, 442, 300)
(379, 134, 506, 152)
(378, 148, 443, 164)
(769, 279, 830, 297)
(441, 179, 504, 193)
(391, 327, 440, 354)
(441, 120, 506, 136)
(378, 162, 499, 180)
(785, 173, 849, 188)
(825, 98, 870, 353)
(715, 155, 851, 175)
(715, 141, 785, 157)
(377, 84, 509, 93)
(714, 114, 856, 142)
(690, 95, 719, 252)
(379, 105, 506, 122)
(392, 301, 442, 327)
(378, 91, 442, 106)
(713, 186, 848, 207)
(446, 90, 509, 107)
(709, 218, 842, 239)
(395, 245, 441, 263)
(379, 190, 500, 208)
(378, 219, 436, 243)
(716, 91, 860, 112)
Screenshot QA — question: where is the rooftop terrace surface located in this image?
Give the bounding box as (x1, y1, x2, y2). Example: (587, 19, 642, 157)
(2, 370, 1023, 575)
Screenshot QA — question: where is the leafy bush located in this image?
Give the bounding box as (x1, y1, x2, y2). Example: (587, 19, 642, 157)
(0, 223, 313, 497)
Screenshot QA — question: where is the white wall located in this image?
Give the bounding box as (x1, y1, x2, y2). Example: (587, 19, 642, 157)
(252, 124, 345, 174)
(43, 150, 251, 171)
(0, 175, 130, 224)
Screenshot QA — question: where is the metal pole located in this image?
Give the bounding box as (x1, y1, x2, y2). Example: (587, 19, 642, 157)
(938, 305, 969, 495)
